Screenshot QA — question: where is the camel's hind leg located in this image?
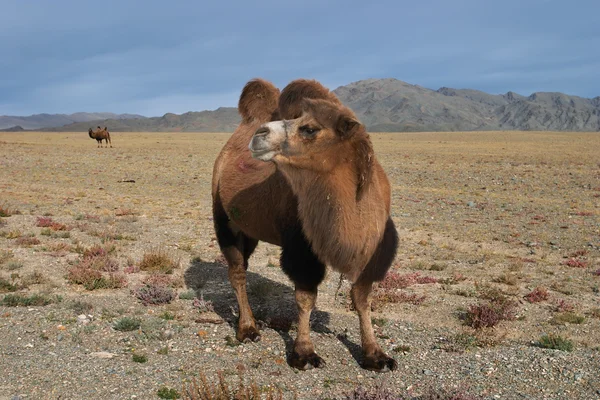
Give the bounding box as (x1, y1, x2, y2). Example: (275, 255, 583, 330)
(213, 194, 260, 343)
(281, 223, 326, 370)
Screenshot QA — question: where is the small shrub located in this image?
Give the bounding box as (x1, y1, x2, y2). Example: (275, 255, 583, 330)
(115, 208, 135, 217)
(553, 299, 575, 312)
(35, 217, 68, 231)
(593, 269, 600, 276)
(192, 294, 214, 313)
(6, 261, 23, 270)
(184, 371, 281, 400)
(138, 248, 180, 274)
(69, 300, 94, 315)
(463, 298, 517, 329)
(563, 258, 588, 268)
(551, 312, 585, 325)
(378, 271, 438, 290)
(133, 284, 175, 306)
(524, 287, 549, 303)
(0, 277, 18, 293)
(1, 293, 54, 307)
(374, 291, 427, 307)
(343, 385, 401, 400)
(159, 311, 176, 320)
(113, 317, 141, 332)
(67, 267, 126, 290)
(157, 386, 181, 399)
(20, 271, 46, 286)
(537, 334, 574, 351)
(179, 289, 196, 300)
(78, 254, 120, 272)
(15, 236, 40, 247)
(132, 353, 148, 363)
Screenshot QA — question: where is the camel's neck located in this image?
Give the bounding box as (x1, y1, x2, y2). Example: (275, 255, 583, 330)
(279, 161, 388, 281)
(89, 130, 94, 139)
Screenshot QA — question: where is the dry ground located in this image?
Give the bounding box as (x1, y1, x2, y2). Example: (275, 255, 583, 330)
(0, 131, 599, 399)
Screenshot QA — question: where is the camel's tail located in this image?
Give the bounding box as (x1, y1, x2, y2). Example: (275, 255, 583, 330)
(238, 79, 280, 124)
(278, 79, 342, 120)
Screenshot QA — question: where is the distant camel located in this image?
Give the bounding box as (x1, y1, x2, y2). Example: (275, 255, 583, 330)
(88, 126, 112, 148)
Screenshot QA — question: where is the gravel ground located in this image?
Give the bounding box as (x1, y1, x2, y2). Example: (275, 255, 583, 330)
(0, 131, 599, 399)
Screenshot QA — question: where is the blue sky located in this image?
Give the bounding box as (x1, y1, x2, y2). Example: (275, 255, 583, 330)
(1, 0, 598, 116)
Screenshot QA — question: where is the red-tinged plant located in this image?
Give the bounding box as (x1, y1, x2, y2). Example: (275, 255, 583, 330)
(525, 287, 549, 303)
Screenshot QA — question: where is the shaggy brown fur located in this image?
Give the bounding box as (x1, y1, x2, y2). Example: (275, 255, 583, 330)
(212, 78, 398, 372)
(88, 126, 112, 148)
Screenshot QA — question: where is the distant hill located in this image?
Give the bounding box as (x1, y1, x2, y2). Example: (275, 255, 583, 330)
(42, 107, 240, 133)
(8, 79, 600, 132)
(0, 112, 145, 130)
(0, 125, 25, 132)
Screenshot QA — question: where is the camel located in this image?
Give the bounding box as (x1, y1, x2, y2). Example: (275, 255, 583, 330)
(211, 79, 398, 372)
(88, 126, 112, 148)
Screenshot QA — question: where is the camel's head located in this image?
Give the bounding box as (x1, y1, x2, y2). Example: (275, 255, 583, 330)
(249, 98, 365, 171)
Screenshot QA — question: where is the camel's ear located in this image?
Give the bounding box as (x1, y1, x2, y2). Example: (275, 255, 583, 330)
(335, 114, 363, 140)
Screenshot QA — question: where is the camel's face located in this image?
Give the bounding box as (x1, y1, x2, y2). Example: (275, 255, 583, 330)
(249, 99, 362, 171)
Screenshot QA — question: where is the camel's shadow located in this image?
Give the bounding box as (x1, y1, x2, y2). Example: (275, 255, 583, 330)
(184, 258, 363, 366)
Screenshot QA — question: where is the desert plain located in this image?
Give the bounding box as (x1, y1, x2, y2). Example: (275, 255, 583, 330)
(0, 130, 599, 399)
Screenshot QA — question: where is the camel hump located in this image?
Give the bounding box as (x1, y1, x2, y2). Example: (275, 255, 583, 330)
(278, 79, 342, 120)
(238, 78, 280, 124)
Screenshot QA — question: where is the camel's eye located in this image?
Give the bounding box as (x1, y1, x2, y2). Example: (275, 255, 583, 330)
(299, 125, 320, 137)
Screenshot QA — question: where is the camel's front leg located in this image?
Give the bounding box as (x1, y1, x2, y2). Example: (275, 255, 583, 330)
(351, 279, 397, 372)
(289, 287, 325, 369)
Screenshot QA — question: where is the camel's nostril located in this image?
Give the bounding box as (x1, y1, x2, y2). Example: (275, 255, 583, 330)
(255, 126, 269, 136)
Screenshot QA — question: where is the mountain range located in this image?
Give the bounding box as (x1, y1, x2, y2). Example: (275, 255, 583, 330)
(2, 79, 599, 132)
(0, 112, 144, 130)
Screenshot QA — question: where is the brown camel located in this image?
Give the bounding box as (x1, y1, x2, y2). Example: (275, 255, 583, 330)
(88, 126, 112, 148)
(212, 79, 398, 372)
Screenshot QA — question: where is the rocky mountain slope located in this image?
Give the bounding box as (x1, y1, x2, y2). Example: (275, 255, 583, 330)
(6, 79, 600, 132)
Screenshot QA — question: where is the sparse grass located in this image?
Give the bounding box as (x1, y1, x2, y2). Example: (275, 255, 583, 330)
(1, 293, 54, 307)
(536, 334, 574, 351)
(0, 249, 14, 265)
(67, 267, 126, 290)
(6, 261, 23, 271)
(0, 204, 19, 217)
(183, 371, 282, 400)
(179, 289, 196, 300)
(524, 287, 549, 303)
(492, 273, 519, 286)
(113, 317, 141, 332)
(378, 271, 438, 290)
(138, 247, 180, 274)
(69, 300, 94, 315)
(0, 277, 18, 293)
(0, 229, 22, 239)
(550, 312, 585, 325)
(159, 311, 176, 320)
(132, 353, 148, 363)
